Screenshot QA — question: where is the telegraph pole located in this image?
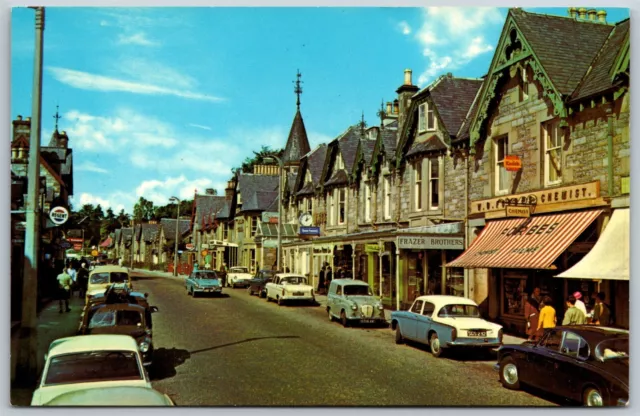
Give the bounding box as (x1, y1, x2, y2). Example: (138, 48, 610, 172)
(16, 6, 45, 385)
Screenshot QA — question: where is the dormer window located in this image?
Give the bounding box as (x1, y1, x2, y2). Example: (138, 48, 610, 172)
(418, 103, 436, 133)
(305, 169, 312, 184)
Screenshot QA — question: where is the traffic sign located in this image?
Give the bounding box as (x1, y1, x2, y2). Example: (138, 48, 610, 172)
(91, 250, 99, 257)
(299, 226, 320, 236)
(49, 206, 69, 225)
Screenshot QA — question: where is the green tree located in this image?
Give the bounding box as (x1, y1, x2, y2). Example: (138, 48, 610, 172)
(234, 145, 284, 174)
(133, 197, 155, 222)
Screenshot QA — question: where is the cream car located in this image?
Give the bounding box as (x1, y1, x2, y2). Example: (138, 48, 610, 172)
(227, 266, 253, 288)
(86, 266, 132, 303)
(265, 273, 315, 306)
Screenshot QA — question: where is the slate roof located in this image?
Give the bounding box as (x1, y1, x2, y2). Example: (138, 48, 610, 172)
(194, 194, 226, 229)
(325, 169, 349, 187)
(138, 223, 160, 242)
(361, 139, 376, 167)
(571, 18, 630, 102)
(455, 81, 484, 142)
(282, 109, 311, 165)
(305, 144, 328, 185)
(241, 191, 278, 212)
(120, 228, 133, 243)
(264, 195, 279, 212)
(160, 218, 191, 240)
(336, 126, 361, 173)
(237, 174, 280, 213)
(296, 182, 315, 196)
(429, 77, 483, 136)
(511, 9, 614, 96)
(380, 129, 397, 161)
(216, 201, 232, 220)
(385, 119, 398, 129)
(406, 135, 448, 158)
(41, 147, 73, 194)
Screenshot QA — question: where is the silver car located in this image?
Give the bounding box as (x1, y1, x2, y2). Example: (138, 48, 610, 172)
(326, 279, 387, 327)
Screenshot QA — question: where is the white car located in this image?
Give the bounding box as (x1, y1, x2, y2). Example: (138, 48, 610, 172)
(265, 273, 315, 306)
(227, 266, 253, 288)
(43, 386, 174, 406)
(31, 335, 152, 406)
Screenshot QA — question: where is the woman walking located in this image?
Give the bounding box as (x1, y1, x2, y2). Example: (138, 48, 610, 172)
(537, 296, 557, 338)
(524, 297, 540, 341)
(318, 264, 326, 294)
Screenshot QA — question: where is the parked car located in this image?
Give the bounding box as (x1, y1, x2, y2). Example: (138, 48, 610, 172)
(86, 266, 132, 303)
(496, 326, 629, 406)
(265, 273, 315, 306)
(326, 279, 387, 327)
(77, 303, 157, 366)
(31, 335, 152, 406)
(247, 269, 278, 297)
(391, 295, 503, 357)
(227, 266, 253, 288)
(43, 386, 175, 406)
(185, 270, 223, 297)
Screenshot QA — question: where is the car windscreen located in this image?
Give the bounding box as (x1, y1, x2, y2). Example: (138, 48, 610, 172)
(343, 285, 373, 296)
(282, 276, 307, 285)
(596, 338, 629, 362)
(194, 271, 218, 279)
(437, 304, 481, 318)
(230, 268, 249, 273)
(110, 272, 129, 283)
(88, 310, 143, 328)
(44, 351, 143, 386)
(89, 272, 109, 284)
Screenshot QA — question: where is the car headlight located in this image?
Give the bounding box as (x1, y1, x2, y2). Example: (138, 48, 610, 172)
(139, 341, 150, 353)
(351, 304, 358, 311)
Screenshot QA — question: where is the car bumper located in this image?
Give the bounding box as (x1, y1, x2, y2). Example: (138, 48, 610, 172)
(446, 338, 502, 348)
(281, 295, 314, 301)
(194, 287, 222, 293)
(232, 280, 251, 287)
(352, 317, 387, 324)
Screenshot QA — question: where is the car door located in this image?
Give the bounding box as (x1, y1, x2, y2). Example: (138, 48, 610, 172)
(524, 329, 563, 390)
(403, 300, 423, 341)
(415, 302, 435, 344)
(552, 331, 590, 401)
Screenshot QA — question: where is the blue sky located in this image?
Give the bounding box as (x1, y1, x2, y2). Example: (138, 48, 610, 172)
(11, 7, 630, 214)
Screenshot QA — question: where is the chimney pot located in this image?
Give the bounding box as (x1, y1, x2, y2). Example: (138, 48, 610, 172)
(587, 9, 597, 21)
(578, 8, 587, 19)
(568, 7, 577, 18)
(386, 102, 392, 114)
(61, 130, 66, 135)
(16, 115, 22, 121)
(597, 10, 607, 23)
(25, 117, 31, 121)
(404, 69, 412, 86)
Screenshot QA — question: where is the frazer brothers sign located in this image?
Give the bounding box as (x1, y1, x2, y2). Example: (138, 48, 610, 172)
(397, 236, 464, 250)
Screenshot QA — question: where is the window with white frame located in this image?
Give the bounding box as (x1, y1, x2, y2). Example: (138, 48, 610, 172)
(495, 135, 510, 194)
(338, 188, 346, 225)
(414, 160, 423, 211)
(365, 183, 372, 221)
(335, 153, 345, 170)
(429, 157, 440, 210)
(418, 102, 437, 132)
(306, 197, 312, 213)
(384, 176, 391, 219)
(543, 120, 563, 185)
(328, 193, 335, 225)
(251, 216, 257, 237)
(519, 66, 529, 102)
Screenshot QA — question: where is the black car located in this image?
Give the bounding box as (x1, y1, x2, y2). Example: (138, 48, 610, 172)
(247, 269, 278, 298)
(496, 326, 628, 406)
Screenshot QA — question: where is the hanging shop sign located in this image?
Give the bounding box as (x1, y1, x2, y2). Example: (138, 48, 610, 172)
(470, 181, 600, 215)
(91, 250, 99, 257)
(299, 226, 320, 235)
(504, 155, 522, 172)
(186, 243, 195, 251)
(397, 236, 464, 250)
(67, 237, 84, 244)
(49, 206, 69, 225)
(365, 244, 380, 253)
(201, 250, 209, 257)
(73, 243, 83, 251)
(506, 206, 531, 218)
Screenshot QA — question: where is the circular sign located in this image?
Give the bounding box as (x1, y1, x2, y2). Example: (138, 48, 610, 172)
(201, 250, 209, 256)
(49, 206, 69, 225)
(186, 243, 195, 251)
(91, 250, 99, 257)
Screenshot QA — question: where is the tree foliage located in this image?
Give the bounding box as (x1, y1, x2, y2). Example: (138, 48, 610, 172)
(133, 197, 155, 222)
(234, 145, 284, 174)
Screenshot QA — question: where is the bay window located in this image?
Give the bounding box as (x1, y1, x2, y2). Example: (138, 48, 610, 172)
(429, 158, 440, 210)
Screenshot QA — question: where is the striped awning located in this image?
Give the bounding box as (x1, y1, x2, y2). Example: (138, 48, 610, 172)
(446, 209, 603, 269)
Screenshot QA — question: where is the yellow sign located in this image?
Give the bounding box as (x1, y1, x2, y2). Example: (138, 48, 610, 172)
(91, 250, 99, 257)
(470, 181, 600, 215)
(365, 244, 379, 253)
(621, 177, 630, 194)
(201, 250, 209, 256)
(506, 206, 530, 218)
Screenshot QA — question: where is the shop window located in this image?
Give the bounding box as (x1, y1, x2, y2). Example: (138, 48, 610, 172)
(414, 161, 423, 211)
(429, 157, 440, 210)
(502, 273, 527, 316)
(338, 188, 346, 225)
(543, 120, 563, 186)
(495, 135, 510, 195)
(383, 176, 391, 219)
(407, 252, 425, 303)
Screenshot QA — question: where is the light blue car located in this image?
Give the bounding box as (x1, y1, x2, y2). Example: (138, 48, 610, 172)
(326, 279, 387, 327)
(185, 270, 223, 297)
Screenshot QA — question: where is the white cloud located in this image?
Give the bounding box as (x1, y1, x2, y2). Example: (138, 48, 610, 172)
(47, 66, 224, 103)
(117, 32, 159, 47)
(413, 7, 505, 85)
(75, 161, 109, 174)
(99, 20, 109, 27)
(188, 123, 212, 131)
(135, 175, 221, 204)
(76, 193, 114, 209)
(397, 21, 412, 35)
(118, 59, 197, 90)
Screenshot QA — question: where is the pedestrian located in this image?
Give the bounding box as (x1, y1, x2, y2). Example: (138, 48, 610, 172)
(537, 296, 557, 336)
(56, 267, 73, 313)
(193, 261, 199, 272)
(592, 292, 612, 326)
(531, 287, 542, 304)
(67, 262, 77, 298)
(572, 291, 588, 316)
(77, 262, 89, 299)
(562, 295, 587, 325)
(524, 296, 540, 341)
(318, 264, 326, 294)
(325, 266, 333, 288)
(219, 262, 228, 287)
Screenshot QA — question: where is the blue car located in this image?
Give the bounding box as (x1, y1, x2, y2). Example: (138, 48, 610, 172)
(185, 270, 223, 297)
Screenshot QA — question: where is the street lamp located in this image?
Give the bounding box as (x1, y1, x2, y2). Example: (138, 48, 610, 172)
(169, 196, 180, 276)
(263, 155, 283, 271)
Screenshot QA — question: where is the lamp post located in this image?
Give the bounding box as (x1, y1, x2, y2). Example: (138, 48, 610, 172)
(130, 216, 135, 270)
(263, 155, 283, 271)
(169, 197, 180, 276)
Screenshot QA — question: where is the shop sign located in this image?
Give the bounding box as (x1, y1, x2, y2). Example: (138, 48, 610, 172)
(186, 243, 195, 251)
(470, 181, 600, 215)
(365, 244, 379, 253)
(49, 206, 69, 225)
(504, 155, 522, 171)
(262, 212, 279, 223)
(506, 206, 530, 218)
(67, 237, 84, 244)
(397, 236, 464, 250)
(91, 250, 99, 257)
(73, 243, 83, 251)
(299, 226, 320, 235)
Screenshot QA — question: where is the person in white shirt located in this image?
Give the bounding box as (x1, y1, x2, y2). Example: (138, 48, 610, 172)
(573, 291, 588, 317)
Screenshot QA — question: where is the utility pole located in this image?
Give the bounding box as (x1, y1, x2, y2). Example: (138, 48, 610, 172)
(16, 6, 45, 385)
(170, 197, 180, 276)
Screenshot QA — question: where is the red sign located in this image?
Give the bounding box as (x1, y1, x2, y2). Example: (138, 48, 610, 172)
(269, 217, 279, 224)
(67, 237, 84, 243)
(73, 243, 83, 251)
(504, 155, 522, 172)
(186, 243, 195, 251)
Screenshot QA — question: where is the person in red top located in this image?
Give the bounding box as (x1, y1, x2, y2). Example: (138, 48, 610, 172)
(524, 296, 540, 341)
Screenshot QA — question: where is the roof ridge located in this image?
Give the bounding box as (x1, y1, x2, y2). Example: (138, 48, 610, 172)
(516, 8, 616, 26)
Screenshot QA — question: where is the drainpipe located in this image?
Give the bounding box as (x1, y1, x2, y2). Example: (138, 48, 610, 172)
(606, 107, 614, 196)
(396, 246, 401, 310)
(464, 149, 471, 299)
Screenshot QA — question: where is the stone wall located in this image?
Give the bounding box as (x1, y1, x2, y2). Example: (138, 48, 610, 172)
(444, 151, 467, 219)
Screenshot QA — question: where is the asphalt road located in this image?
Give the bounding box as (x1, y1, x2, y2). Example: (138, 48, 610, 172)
(132, 270, 556, 406)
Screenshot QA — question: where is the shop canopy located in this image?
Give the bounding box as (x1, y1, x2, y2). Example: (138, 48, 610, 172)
(556, 208, 629, 281)
(446, 209, 603, 269)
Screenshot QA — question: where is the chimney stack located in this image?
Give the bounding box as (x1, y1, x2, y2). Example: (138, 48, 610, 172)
(26, 117, 31, 122)
(17, 115, 22, 121)
(587, 9, 597, 21)
(225, 179, 236, 201)
(205, 188, 215, 195)
(578, 8, 587, 19)
(568, 7, 577, 18)
(386, 102, 392, 114)
(393, 100, 399, 114)
(597, 10, 607, 23)
(403, 69, 413, 86)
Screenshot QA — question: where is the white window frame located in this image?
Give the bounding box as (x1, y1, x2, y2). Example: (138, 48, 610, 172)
(365, 183, 372, 222)
(543, 120, 563, 186)
(495, 136, 510, 195)
(383, 176, 391, 219)
(520, 66, 529, 102)
(418, 103, 427, 132)
(414, 160, 423, 211)
(328, 193, 335, 226)
(428, 157, 440, 210)
(335, 153, 345, 171)
(338, 188, 346, 225)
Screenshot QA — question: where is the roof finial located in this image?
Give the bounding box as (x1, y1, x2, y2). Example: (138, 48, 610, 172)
(359, 111, 367, 138)
(53, 104, 61, 132)
(294, 69, 303, 109)
(376, 99, 386, 129)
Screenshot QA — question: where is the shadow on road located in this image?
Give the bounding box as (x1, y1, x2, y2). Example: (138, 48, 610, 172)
(190, 335, 300, 355)
(149, 347, 191, 381)
(194, 293, 230, 299)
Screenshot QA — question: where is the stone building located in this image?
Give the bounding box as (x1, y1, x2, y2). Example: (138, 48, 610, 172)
(157, 218, 191, 270)
(188, 190, 226, 268)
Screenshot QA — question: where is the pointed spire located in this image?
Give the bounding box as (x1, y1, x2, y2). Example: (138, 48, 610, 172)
(359, 111, 367, 138)
(376, 99, 386, 129)
(294, 69, 303, 109)
(53, 104, 61, 132)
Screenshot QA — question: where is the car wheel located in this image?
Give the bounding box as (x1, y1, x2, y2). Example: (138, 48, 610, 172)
(583, 387, 604, 407)
(395, 326, 404, 344)
(499, 356, 521, 390)
(192, 290, 198, 298)
(260, 290, 266, 298)
(247, 286, 253, 296)
(265, 292, 270, 302)
(340, 310, 349, 327)
(429, 333, 442, 358)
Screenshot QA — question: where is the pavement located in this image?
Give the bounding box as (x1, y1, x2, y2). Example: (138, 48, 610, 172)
(10, 295, 85, 406)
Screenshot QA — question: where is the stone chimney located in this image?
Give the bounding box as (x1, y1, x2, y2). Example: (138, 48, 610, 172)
(386, 102, 392, 114)
(12, 115, 31, 145)
(568, 7, 577, 18)
(403, 69, 413, 86)
(225, 179, 236, 201)
(253, 164, 278, 176)
(578, 8, 587, 20)
(393, 100, 399, 114)
(597, 10, 607, 23)
(587, 9, 597, 21)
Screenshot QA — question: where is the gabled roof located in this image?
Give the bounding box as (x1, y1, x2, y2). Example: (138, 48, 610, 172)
(160, 218, 191, 240)
(380, 129, 397, 161)
(264, 195, 279, 212)
(241, 191, 278, 212)
(324, 169, 349, 188)
(237, 174, 279, 197)
(361, 139, 377, 167)
(429, 77, 483, 136)
(282, 109, 311, 165)
(510, 8, 614, 96)
(455, 81, 484, 142)
(296, 182, 315, 196)
(216, 200, 232, 220)
(120, 228, 133, 243)
(193, 194, 226, 230)
(137, 223, 160, 242)
(304, 144, 328, 186)
(41, 147, 73, 194)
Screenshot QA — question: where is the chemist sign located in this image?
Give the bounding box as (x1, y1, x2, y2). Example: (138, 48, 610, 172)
(49, 206, 69, 225)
